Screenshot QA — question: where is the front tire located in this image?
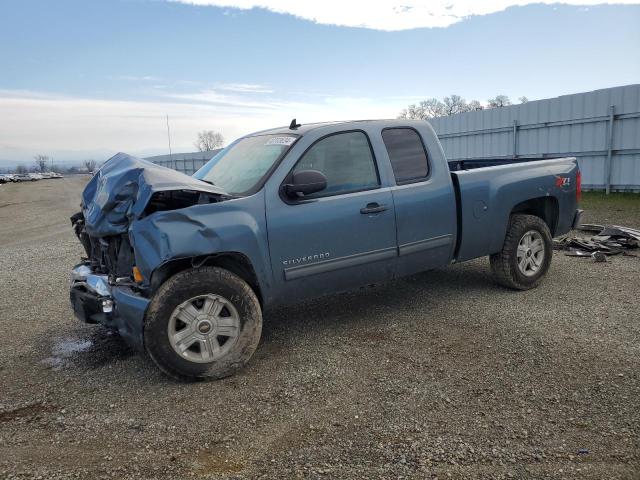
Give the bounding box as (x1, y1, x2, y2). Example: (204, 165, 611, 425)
(490, 214, 552, 290)
(144, 267, 262, 381)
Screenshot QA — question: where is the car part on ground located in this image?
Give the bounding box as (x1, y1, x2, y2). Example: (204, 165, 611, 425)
(553, 223, 639, 258)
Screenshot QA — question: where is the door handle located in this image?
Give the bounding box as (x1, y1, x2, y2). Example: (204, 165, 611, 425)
(360, 202, 388, 214)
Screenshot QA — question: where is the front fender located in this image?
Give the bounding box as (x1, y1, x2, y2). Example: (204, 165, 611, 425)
(128, 192, 272, 298)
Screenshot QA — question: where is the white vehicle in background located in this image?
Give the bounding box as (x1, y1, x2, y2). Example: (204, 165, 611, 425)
(0, 174, 15, 183)
(28, 173, 43, 181)
(12, 173, 32, 182)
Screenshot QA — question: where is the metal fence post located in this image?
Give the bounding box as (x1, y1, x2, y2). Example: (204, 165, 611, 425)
(512, 120, 518, 159)
(605, 105, 615, 194)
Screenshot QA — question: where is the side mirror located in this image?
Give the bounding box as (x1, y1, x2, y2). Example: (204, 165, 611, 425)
(283, 170, 327, 198)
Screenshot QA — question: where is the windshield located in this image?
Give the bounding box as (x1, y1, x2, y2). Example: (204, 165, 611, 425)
(193, 134, 298, 195)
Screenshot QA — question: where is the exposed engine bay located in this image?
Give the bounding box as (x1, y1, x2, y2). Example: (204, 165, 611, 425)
(71, 189, 225, 279)
(71, 211, 135, 278)
(144, 189, 225, 215)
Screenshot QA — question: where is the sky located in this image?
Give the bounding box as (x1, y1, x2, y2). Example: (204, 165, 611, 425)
(0, 0, 639, 166)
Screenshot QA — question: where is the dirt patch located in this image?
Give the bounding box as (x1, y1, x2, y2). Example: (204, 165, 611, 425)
(0, 403, 58, 423)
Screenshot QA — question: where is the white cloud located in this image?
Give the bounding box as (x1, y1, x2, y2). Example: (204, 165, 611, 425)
(117, 75, 163, 82)
(217, 83, 274, 93)
(170, 0, 640, 30)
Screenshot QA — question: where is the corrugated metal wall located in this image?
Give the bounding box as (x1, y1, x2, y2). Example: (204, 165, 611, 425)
(430, 84, 640, 192)
(145, 149, 222, 175)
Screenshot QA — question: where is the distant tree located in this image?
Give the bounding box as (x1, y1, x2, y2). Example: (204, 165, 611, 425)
(194, 130, 224, 152)
(84, 159, 97, 172)
(398, 98, 446, 120)
(442, 95, 469, 116)
(34, 154, 49, 172)
(487, 95, 511, 108)
(399, 93, 523, 118)
(467, 100, 484, 111)
(15, 165, 27, 174)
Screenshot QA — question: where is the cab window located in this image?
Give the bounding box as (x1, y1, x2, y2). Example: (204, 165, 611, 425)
(292, 131, 379, 198)
(382, 128, 429, 184)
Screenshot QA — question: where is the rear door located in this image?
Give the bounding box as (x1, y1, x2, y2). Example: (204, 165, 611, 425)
(265, 130, 397, 301)
(382, 127, 457, 276)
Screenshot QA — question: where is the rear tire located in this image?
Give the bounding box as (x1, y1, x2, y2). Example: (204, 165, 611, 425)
(490, 214, 552, 290)
(144, 266, 262, 381)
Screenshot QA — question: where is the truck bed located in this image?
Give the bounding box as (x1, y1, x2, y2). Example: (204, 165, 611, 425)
(449, 157, 580, 262)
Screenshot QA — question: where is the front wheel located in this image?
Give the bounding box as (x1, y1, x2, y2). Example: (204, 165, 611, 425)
(144, 266, 262, 380)
(490, 214, 553, 290)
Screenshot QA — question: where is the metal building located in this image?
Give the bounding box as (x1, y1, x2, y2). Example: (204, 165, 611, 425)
(429, 84, 640, 192)
(145, 149, 222, 175)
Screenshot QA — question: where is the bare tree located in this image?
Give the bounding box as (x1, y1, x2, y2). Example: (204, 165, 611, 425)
(84, 160, 97, 172)
(194, 130, 224, 152)
(398, 98, 446, 120)
(467, 100, 484, 111)
(442, 95, 469, 115)
(487, 95, 511, 108)
(34, 154, 49, 172)
(15, 165, 27, 174)
(399, 93, 522, 118)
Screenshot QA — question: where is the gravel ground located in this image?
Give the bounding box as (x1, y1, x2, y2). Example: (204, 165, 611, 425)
(0, 178, 639, 479)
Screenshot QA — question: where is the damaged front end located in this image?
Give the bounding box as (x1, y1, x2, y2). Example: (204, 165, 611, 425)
(69, 262, 150, 351)
(69, 153, 230, 351)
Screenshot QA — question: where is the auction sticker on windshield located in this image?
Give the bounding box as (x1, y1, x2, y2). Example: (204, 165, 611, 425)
(265, 136, 296, 146)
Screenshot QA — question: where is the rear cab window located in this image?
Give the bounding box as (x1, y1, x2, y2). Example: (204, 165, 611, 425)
(382, 128, 430, 184)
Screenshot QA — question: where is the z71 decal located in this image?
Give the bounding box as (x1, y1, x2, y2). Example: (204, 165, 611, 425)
(555, 176, 571, 187)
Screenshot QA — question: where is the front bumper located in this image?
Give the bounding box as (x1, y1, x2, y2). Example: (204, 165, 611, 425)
(69, 263, 150, 352)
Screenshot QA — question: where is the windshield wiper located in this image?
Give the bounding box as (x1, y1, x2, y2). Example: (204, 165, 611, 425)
(197, 178, 238, 198)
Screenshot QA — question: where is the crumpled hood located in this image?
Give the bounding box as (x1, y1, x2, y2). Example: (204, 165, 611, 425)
(81, 152, 226, 237)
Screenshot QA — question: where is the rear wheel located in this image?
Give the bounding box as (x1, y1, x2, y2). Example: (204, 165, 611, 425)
(490, 214, 552, 290)
(144, 266, 262, 380)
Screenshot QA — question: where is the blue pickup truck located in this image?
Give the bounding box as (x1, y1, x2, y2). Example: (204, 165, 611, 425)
(70, 119, 582, 380)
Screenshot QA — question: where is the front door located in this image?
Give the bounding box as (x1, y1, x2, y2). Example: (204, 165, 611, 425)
(266, 130, 397, 301)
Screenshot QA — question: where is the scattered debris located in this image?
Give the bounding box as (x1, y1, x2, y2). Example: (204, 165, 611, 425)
(554, 224, 639, 260)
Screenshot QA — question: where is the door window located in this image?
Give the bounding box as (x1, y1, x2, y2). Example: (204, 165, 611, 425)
(382, 128, 430, 184)
(292, 131, 379, 198)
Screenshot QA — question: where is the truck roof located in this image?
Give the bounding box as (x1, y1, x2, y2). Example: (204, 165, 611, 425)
(249, 119, 428, 136)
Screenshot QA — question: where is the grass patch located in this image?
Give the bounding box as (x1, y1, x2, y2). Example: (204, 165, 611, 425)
(579, 191, 640, 226)
(581, 192, 640, 209)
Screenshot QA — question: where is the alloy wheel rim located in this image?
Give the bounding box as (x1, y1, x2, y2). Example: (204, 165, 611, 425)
(516, 230, 545, 277)
(168, 294, 240, 363)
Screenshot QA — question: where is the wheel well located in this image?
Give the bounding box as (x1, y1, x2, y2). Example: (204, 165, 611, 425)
(150, 253, 263, 306)
(511, 197, 559, 235)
